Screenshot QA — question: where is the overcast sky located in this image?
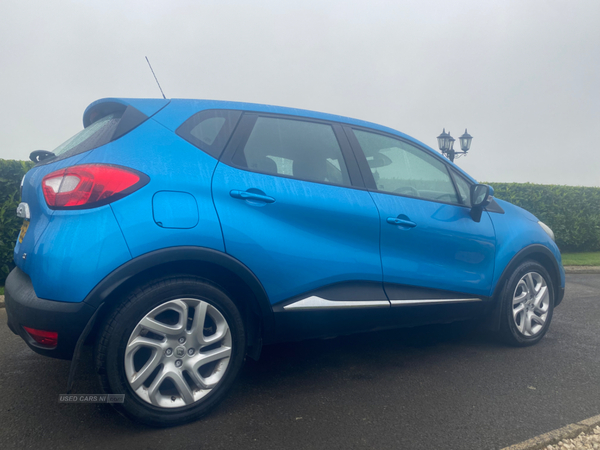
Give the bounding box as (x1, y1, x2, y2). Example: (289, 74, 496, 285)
(1, 0, 598, 186)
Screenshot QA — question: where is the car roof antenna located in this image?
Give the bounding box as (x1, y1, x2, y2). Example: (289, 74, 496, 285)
(145, 56, 166, 99)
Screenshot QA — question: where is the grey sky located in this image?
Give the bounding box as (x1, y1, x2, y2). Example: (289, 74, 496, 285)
(1, 0, 598, 186)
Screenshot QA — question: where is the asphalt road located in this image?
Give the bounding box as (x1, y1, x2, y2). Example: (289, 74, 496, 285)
(1, 274, 599, 450)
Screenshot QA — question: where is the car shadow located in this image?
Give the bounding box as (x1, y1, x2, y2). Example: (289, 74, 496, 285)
(29, 319, 503, 433)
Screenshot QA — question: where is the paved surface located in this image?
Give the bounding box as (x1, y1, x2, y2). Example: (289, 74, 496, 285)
(0, 274, 599, 450)
(564, 266, 600, 274)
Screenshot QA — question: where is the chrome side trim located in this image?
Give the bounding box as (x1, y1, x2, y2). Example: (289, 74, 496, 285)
(283, 296, 390, 311)
(390, 298, 482, 306)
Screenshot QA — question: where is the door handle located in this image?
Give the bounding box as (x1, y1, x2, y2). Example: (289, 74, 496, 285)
(386, 217, 416, 228)
(230, 190, 275, 203)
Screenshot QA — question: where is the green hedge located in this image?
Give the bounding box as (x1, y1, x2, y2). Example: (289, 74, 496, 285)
(488, 183, 600, 252)
(0, 160, 34, 285)
(0, 160, 598, 286)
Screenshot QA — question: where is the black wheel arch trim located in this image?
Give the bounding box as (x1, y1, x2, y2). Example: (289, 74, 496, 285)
(82, 246, 275, 341)
(488, 244, 564, 330)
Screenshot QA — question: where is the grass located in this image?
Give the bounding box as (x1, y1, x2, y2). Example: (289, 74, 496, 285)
(561, 252, 600, 266)
(0, 286, 4, 295)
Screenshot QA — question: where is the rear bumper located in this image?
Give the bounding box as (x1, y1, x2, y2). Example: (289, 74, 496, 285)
(5, 267, 96, 360)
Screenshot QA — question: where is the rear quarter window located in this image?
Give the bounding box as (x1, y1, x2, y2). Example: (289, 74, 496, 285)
(176, 110, 242, 159)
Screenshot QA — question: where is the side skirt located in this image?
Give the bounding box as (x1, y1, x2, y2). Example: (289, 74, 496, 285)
(272, 282, 492, 343)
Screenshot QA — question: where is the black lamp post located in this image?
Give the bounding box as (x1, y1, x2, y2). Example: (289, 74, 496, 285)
(437, 128, 473, 162)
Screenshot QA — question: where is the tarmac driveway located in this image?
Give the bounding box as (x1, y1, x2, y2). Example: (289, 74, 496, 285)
(1, 274, 599, 450)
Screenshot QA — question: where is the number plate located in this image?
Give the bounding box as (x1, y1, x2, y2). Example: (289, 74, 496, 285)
(18, 220, 30, 244)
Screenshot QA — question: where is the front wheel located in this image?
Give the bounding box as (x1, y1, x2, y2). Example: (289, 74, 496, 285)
(95, 277, 246, 427)
(499, 261, 554, 346)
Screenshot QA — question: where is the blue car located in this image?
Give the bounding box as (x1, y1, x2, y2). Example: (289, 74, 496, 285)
(5, 98, 565, 426)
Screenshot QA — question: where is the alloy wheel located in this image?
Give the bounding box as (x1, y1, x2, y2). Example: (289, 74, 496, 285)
(124, 298, 232, 408)
(512, 272, 550, 337)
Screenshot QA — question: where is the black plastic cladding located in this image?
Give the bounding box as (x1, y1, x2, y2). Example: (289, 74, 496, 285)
(494, 244, 563, 305)
(81, 246, 276, 341)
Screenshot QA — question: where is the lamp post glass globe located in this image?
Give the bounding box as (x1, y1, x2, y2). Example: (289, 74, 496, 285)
(459, 129, 473, 152)
(437, 129, 452, 152)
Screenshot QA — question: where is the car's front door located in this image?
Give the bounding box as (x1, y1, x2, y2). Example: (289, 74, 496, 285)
(345, 126, 496, 306)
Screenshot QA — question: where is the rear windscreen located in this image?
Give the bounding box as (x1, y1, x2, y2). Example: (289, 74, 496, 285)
(36, 103, 148, 166)
(53, 112, 123, 158)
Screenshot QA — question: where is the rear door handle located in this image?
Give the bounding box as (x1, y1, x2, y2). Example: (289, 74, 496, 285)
(386, 217, 416, 228)
(230, 190, 275, 203)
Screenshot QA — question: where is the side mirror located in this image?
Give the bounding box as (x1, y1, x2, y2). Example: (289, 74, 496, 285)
(469, 184, 493, 222)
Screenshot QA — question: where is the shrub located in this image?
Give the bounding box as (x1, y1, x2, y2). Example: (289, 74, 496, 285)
(488, 183, 600, 252)
(0, 160, 33, 285)
(0, 163, 598, 286)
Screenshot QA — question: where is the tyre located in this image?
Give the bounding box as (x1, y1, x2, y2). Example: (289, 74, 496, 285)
(95, 277, 246, 427)
(499, 261, 554, 346)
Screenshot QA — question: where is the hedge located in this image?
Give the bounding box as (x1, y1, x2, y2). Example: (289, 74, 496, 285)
(488, 183, 600, 252)
(0, 160, 34, 285)
(0, 159, 598, 286)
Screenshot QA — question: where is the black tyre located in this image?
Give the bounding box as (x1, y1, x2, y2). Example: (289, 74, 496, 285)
(95, 276, 246, 427)
(499, 261, 554, 346)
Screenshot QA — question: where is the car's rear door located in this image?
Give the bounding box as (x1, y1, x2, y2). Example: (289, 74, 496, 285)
(212, 113, 388, 340)
(344, 126, 496, 317)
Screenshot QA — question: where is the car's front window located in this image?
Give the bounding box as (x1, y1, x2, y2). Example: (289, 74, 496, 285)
(451, 170, 472, 205)
(353, 129, 458, 203)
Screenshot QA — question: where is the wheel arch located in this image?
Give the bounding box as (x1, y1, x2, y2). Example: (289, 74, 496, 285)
(488, 244, 563, 331)
(84, 247, 275, 349)
(493, 245, 562, 302)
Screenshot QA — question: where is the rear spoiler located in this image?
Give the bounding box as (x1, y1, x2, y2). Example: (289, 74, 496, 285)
(83, 98, 170, 127)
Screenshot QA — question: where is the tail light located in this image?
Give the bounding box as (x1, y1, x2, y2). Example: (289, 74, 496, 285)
(42, 164, 149, 209)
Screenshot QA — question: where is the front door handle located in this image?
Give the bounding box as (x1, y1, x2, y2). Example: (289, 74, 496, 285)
(230, 189, 275, 203)
(386, 217, 416, 228)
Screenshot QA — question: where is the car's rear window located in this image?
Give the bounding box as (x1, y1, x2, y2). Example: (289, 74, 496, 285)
(52, 112, 123, 158)
(230, 116, 352, 187)
(34, 103, 149, 166)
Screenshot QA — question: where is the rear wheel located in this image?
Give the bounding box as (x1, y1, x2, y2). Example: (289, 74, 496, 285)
(95, 277, 246, 427)
(499, 261, 554, 346)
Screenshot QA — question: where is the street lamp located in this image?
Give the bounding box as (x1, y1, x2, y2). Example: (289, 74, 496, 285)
(437, 128, 473, 162)
(459, 129, 473, 152)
